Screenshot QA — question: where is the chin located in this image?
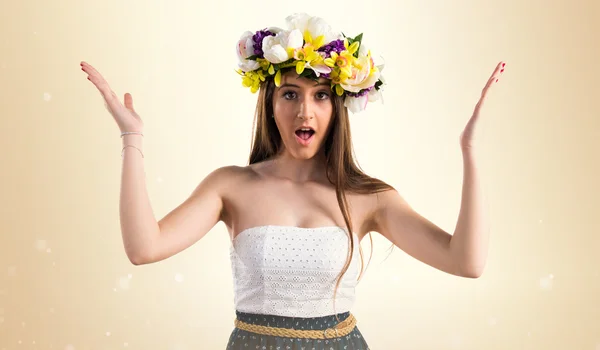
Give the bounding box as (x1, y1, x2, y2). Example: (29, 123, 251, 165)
(282, 136, 324, 159)
(291, 149, 318, 160)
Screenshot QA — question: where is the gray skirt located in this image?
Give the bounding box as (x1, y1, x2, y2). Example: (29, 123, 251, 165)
(226, 310, 370, 349)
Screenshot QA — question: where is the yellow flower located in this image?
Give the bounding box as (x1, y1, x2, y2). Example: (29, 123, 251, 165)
(329, 68, 350, 86)
(324, 51, 354, 79)
(296, 61, 306, 75)
(237, 69, 266, 93)
(339, 53, 381, 93)
(293, 45, 326, 75)
(303, 30, 326, 50)
(343, 38, 360, 55)
(256, 58, 270, 71)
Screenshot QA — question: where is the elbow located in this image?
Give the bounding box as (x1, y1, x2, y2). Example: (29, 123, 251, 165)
(128, 254, 147, 265)
(453, 250, 487, 278)
(456, 260, 486, 278)
(124, 237, 156, 266)
(126, 248, 153, 265)
(462, 269, 483, 278)
(460, 264, 485, 278)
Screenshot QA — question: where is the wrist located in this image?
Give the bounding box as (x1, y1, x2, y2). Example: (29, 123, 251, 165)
(460, 144, 477, 153)
(122, 134, 143, 147)
(461, 146, 480, 162)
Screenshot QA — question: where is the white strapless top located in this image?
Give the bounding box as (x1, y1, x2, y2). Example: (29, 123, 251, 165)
(229, 225, 362, 318)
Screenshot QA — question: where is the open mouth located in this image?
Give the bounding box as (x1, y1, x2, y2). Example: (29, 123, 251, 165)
(294, 128, 315, 140)
(294, 127, 315, 146)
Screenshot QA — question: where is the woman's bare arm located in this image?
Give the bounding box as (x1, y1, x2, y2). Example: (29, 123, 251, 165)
(122, 164, 233, 265)
(148, 166, 233, 264)
(79, 62, 233, 266)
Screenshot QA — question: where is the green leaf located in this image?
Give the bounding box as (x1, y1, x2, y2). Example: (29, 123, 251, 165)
(245, 54, 259, 60)
(274, 58, 296, 70)
(299, 69, 313, 78)
(353, 33, 363, 58)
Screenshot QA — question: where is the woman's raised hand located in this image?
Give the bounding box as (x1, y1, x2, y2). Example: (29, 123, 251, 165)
(80, 61, 144, 134)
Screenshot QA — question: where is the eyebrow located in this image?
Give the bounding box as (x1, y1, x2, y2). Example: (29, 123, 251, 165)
(279, 82, 330, 88)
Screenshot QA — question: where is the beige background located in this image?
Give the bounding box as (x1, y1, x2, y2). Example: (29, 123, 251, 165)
(1, 0, 599, 349)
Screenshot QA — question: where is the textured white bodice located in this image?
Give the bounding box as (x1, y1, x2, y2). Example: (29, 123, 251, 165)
(229, 225, 362, 318)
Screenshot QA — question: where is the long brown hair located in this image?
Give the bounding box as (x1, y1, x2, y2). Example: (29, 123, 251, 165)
(247, 74, 395, 322)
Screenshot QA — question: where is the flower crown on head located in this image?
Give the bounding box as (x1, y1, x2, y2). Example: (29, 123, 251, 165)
(235, 13, 385, 113)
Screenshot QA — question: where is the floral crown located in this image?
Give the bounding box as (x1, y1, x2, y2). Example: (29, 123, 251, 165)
(235, 13, 385, 113)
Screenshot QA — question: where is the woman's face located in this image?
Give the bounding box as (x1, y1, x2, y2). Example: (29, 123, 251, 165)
(272, 71, 334, 160)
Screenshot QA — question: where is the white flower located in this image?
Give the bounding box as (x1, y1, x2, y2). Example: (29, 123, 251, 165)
(304, 62, 331, 77)
(285, 13, 342, 46)
(344, 85, 384, 113)
(358, 42, 385, 72)
(358, 42, 369, 57)
(265, 26, 284, 35)
(236, 31, 259, 72)
(340, 55, 381, 92)
(262, 29, 304, 64)
(344, 95, 369, 113)
(368, 88, 383, 103)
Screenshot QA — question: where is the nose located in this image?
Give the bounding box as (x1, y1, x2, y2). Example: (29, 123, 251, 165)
(297, 99, 314, 120)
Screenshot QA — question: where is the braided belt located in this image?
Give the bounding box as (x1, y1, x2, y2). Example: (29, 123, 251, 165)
(234, 313, 357, 339)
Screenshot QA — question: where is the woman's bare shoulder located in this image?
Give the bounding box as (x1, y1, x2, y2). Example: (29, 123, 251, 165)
(203, 164, 261, 188)
(207, 164, 250, 180)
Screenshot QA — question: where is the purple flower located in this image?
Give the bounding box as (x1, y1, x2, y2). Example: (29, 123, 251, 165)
(346, 86, 374, 97)
(317, 39, 345, 58)
(252, 29, 276, 58)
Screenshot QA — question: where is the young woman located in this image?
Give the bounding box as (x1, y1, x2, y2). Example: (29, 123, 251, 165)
(81, 13, 503, 350)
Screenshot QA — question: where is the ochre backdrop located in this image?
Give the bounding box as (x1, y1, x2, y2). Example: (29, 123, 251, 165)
(1, 0, 598, 349)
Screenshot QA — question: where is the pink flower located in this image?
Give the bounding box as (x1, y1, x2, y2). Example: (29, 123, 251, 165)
(236, 31, 260, 72)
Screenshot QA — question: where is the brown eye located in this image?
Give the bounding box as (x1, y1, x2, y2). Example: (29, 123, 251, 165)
(316, 91, 330, 100)
(283, 91, 296, 100)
